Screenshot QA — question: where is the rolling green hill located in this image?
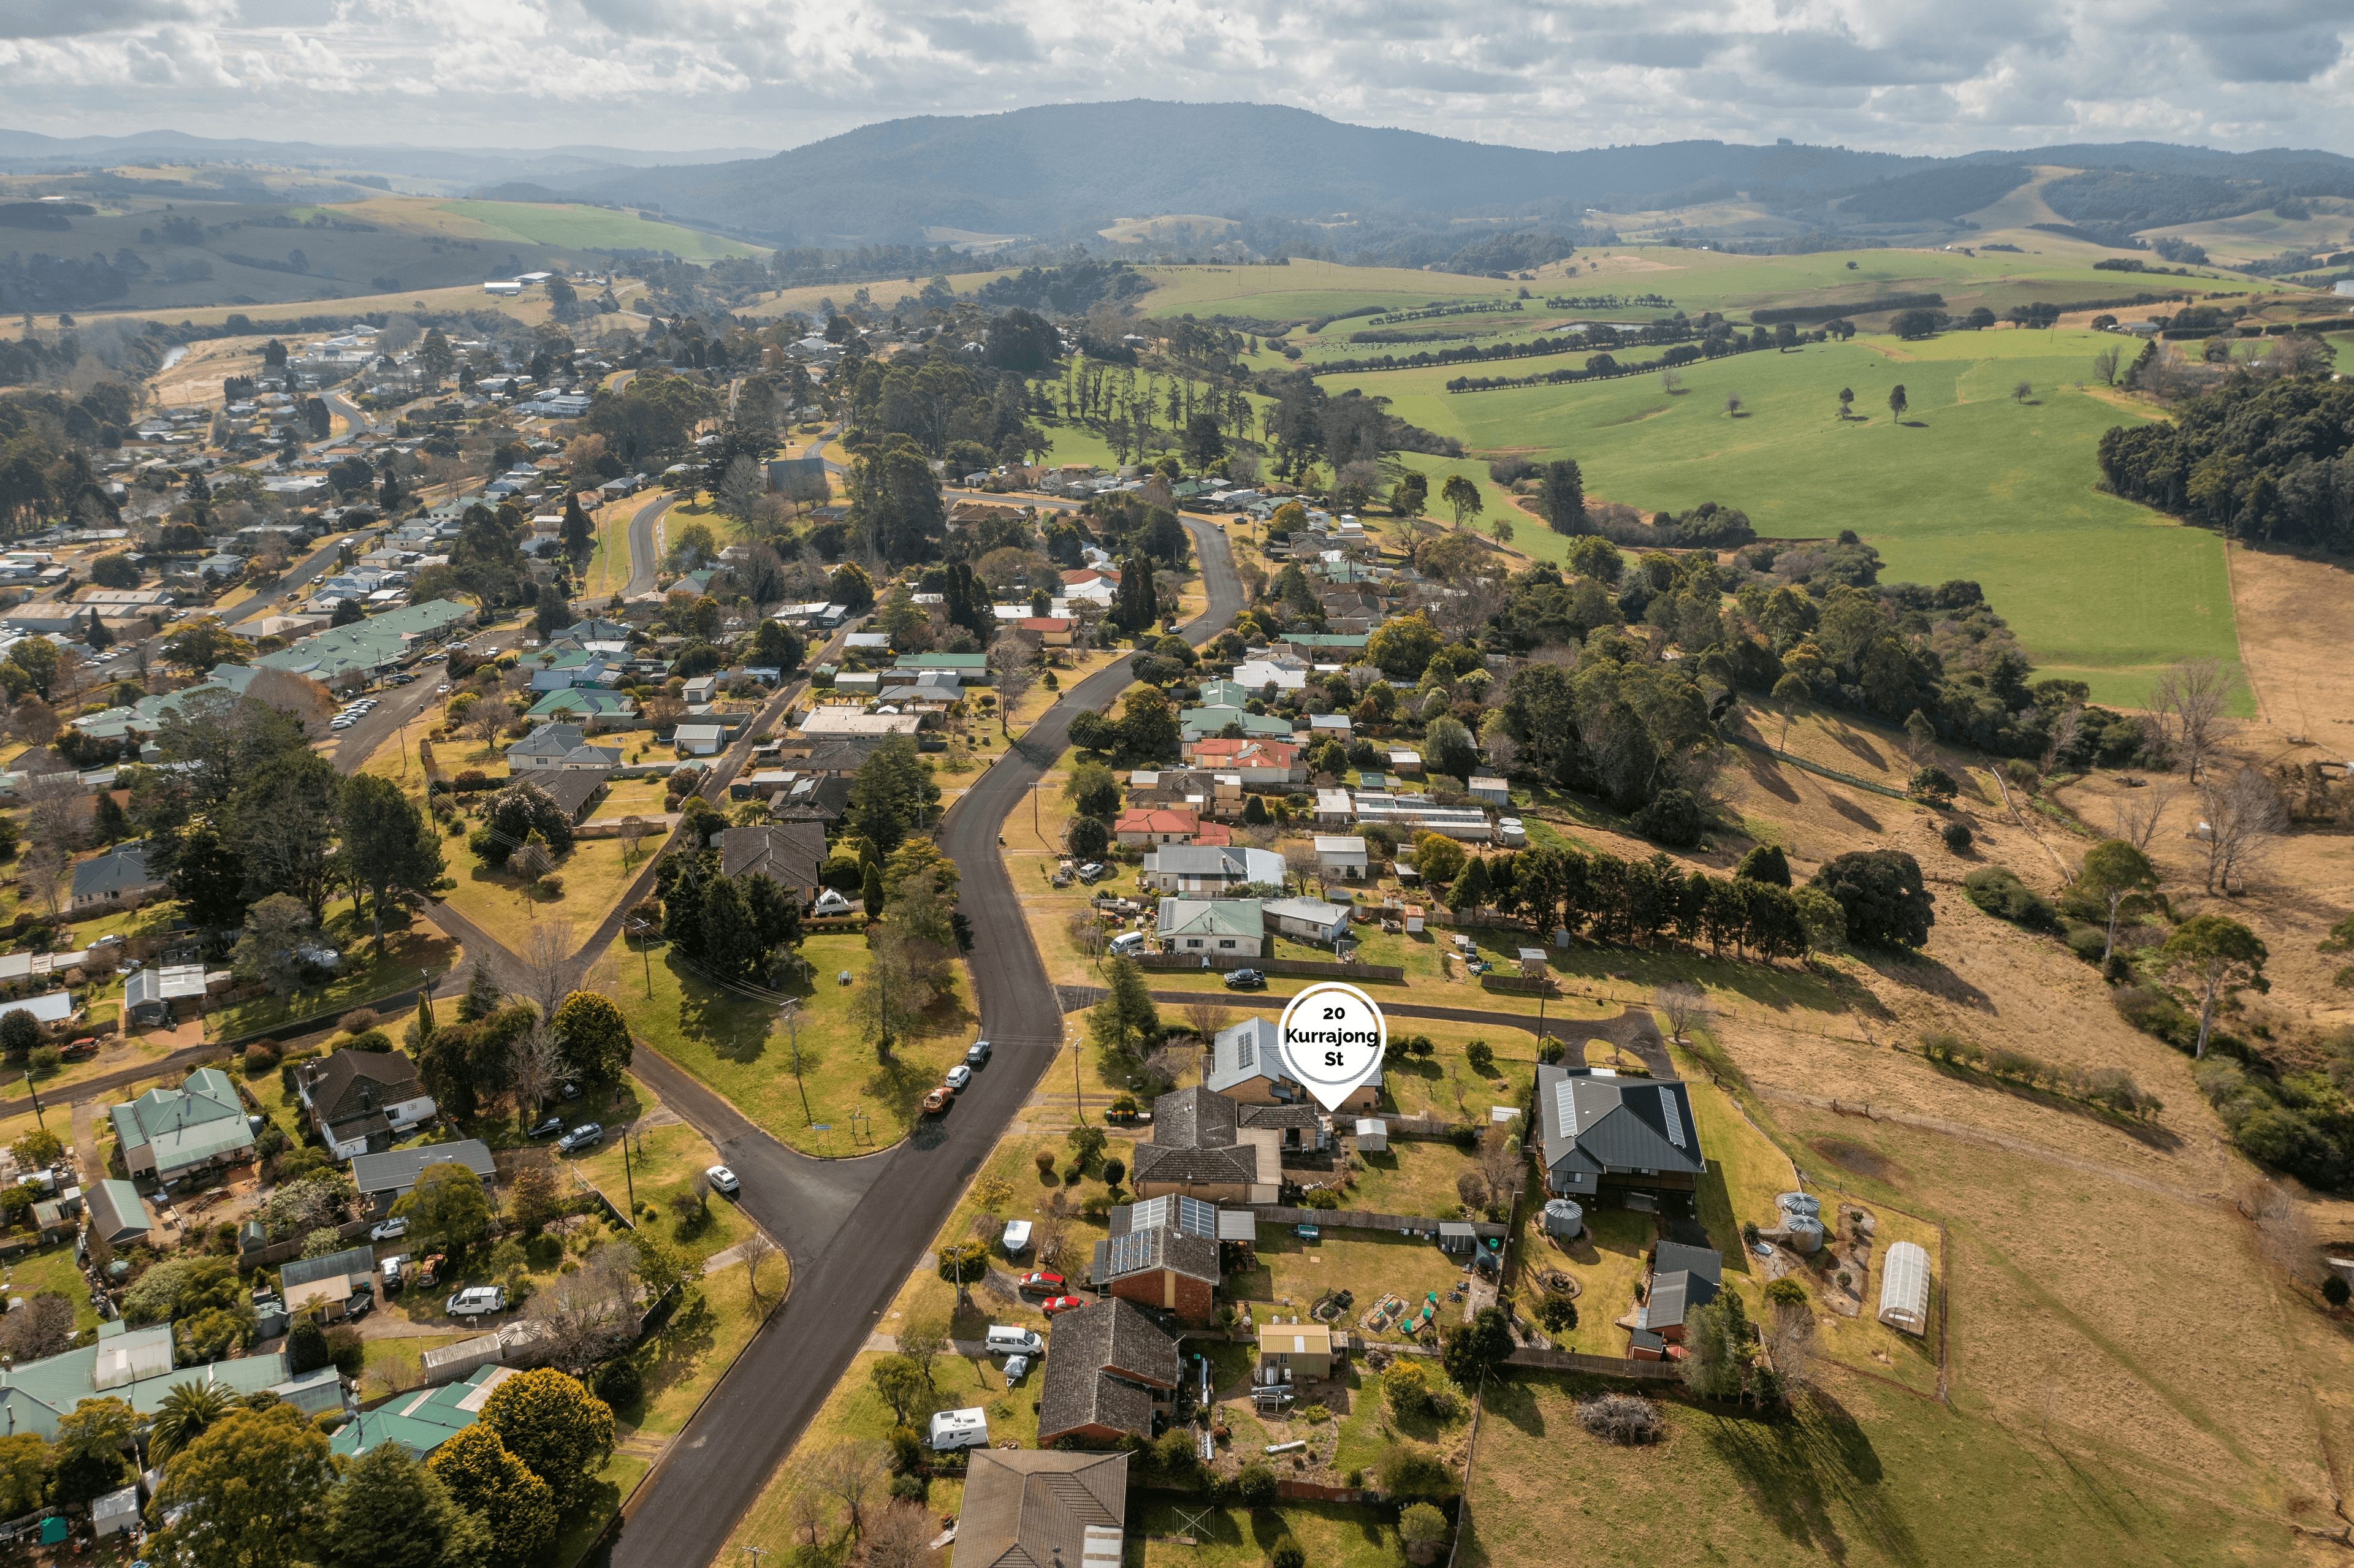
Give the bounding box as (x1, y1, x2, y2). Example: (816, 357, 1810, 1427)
(1328, 329, 2241, 709)
(432, 200, 764, 260)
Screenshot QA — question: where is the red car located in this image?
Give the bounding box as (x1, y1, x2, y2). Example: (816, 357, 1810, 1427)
(1017, 1271, 1065, 1295)
(61, 1038, 99, 1061)
(920, 1087, 953, 1116)
(1039, 1295, 1086, 1316)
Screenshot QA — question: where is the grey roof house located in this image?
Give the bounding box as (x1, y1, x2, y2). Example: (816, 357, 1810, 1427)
(1154, 899, 1264, 959)
(1037, 1299, 1182, 1447)
(1207, 1015, 1382, 1115)
(717, 823, 828, 900)
(351, 1140, 498, 1216)
(1640, 1241, 1723, 1341)
(1533, 1065, 1707, 1197)
(1130, 1085, 1279, 1203)
(953, 1449, 1128, 1568)
(71, 840, 166, 911)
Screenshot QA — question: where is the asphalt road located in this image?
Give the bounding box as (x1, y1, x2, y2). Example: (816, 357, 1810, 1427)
(224, 525, 383, 627)
(603, 515, 1243, 1567)
(623, 493, 675, 599)
(326, 623, 527, 772)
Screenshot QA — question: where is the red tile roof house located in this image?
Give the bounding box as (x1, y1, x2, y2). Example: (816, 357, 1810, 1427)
(1192, 821, 1233, 846)
(1180, 736, 1304, 785)
(1113, 806, 1199, 846)
(1018, 616, 1073, 647)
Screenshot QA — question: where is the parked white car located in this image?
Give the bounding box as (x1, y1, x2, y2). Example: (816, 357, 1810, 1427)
(706, 1164, 739, 1195)
(370, 1217, 408, 1241)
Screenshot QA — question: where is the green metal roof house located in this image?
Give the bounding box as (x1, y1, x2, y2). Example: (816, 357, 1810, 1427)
(332, 1363, 517, 1459)
(87, 1179, 153, 1247)
(0, 1321, 340, 1441)
(527, 688, 638, 721)
(253, 598, 476, 683)
(109, 1068, 255, 1183)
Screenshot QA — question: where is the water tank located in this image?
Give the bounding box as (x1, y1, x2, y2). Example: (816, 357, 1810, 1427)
(1783, 1214, 1825, 1253)
(1542, 1200, 1585, 1240)
(1777, 1192, 1820, 1219)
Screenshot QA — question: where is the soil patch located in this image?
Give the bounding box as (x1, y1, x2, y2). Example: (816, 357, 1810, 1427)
(1808, 1136, 1908, 1184)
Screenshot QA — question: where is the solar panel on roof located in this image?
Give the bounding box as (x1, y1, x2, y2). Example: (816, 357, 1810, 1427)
(1176, 1195, 1216, 1236)
(1236, 1033, 1255, 1070)
(1658, 1085, 1686, 1148)
(1131, 1195, 1172, 1231)
(1107, 1231, 1151, 1276)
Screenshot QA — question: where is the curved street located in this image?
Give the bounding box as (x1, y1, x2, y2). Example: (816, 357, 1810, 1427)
(623, 492, 674, 599)
(603, 516, 1242, 1567)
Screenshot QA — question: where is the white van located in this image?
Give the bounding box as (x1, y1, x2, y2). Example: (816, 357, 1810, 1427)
(985, 1325, 1044, 1358)
(1108, 931, 1146, 957)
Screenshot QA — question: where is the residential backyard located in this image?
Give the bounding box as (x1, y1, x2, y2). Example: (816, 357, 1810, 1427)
(439, 834, 644, 933)
(207, 900, 458, 1038)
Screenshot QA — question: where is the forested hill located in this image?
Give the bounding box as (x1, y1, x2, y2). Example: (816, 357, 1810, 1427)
(582, 101, 1928, 243)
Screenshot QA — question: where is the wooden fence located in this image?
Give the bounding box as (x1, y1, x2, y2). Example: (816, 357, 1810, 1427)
(1250, 1203, 1507, 1240)
(1501, 1345, 1682, 1380)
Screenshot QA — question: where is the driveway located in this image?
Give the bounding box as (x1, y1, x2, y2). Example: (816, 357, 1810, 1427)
(602, 516, 1243, 1566)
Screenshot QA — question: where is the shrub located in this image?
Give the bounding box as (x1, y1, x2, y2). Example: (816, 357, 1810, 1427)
(1234, 1462, 1278, 1509)
(1301, 1404, 1330, 1425)
(2064, 925, 2108, 965)
(1382, 1359, 1431, 1414)
(594, 1357, 644, 1409)
(339, 1007, 383, 1035)
(1300, 1189, 1339, 1210)
(1579, 1393, 1663, 1445)
(243, 1044, 278, 1075)
(1034, 1149, 1057, 1177)
(2325, 1276, 2350, 1308)
(2114, 985, 2199, 1052)
(1465, 1040, 1495, 1076)
(1536, 1039, 1565, 1064)
(1908, 765, 1959, 805)
(325, 1324, 365, 1374)
(1962, 866, 2057, 931)
(889, 1471, 928, 1502)
(1270, 1539, 1306, 1568)
(1941, 821, 1972, 852)
(1629, 788, 1702, 847)
(536, 875, 564, 899)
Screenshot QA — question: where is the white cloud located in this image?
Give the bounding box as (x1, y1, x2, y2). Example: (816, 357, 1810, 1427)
(0, 0, 2347, 158)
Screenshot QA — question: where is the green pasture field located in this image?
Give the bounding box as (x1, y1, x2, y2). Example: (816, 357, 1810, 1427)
(1331, 329, 2241, 709)
(1135, 249, 2272, 329)
(432, 201, 766, 261)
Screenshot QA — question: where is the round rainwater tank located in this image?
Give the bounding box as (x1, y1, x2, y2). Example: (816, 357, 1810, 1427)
(1542, 1199, 1585, 1239)
(1783, 1215, 1825, 1253)
(1777, 1192, 1820, 1219)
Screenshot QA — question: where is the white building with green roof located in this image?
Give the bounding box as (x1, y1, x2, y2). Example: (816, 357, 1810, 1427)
(0, 1321, 339, 1442)
(332, 1363, 516, 1460)
(1153, 899, 1265, 959)
(109, 1067, 254, 1182)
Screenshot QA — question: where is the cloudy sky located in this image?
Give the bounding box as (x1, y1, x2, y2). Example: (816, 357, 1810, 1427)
(3, 0, 2352, 159)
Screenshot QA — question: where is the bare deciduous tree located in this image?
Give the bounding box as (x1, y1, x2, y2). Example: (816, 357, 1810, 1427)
(509, 1022, 564, 1117)
(742, 1231, 783, 1317)
(2196, 767, 2285, 894)
(787, 1475, 834, 1547)
(517, 919, 576, 1021)
(1281, 840, 1320, 895)
(1178, 999, 1228, 1048)
(1762, 1298, 1818, 1393)
(2112, 778, 2179, 853)
(20, 771, 83, 856)
(2092, 347, 2120, 386)
(1479, 1129, 1523, 1209)
(617, 814, 649, 866)
(2238, 1176, 2318, 1283)
(809, 1444, 887, 1540)
(1653, 982, 1708, 1043)
(2149, 659, 2236, 783)
(988, 637, 1037, 733)
(522, 1244, 636, 1376)
(862, 1502, 934, 1568)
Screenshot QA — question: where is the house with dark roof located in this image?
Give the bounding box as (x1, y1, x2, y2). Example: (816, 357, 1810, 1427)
(70, 840, 166, 912)
(533, 767, 611, 822)
(1130, 1086, 1279, 1205)
(1089, 1211, 1221, 1324)
(350, 1140, 498, 1216)
(716, 823, 828, 902)
(297, 1049, 437, 1160)
(1208, 1016, 1381, 1117)
(1037, 1299, 1183, 1445)
(953, 1448, 1128, 1568)
(506, 721, 623, 771)
(768, 772, 850, 824)
(1637, 1241, 1722, 1347)
(1532, 1065, 1708, 1198)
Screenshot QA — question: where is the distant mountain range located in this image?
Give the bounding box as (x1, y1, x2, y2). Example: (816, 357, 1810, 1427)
(0, 127, 769, 188)
(566, 103, 2354, 247)
(6, 104, 2352, 253)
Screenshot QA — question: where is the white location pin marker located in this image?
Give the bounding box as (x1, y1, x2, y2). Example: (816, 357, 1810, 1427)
(1278, 982, 1388, 1113)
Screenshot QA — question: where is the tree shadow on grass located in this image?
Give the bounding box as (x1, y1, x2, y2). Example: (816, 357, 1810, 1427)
(1481, 1374, 1545, 1437)
(1861, 952, 1993, 1014)
(636, 1285, 720, 1408)
(1823, 793, 1884, 833)
(1701, 1383, 1922, 1567)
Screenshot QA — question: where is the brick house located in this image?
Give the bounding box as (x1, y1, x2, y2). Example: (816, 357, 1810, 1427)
(1036, 1300, 1181, 1445)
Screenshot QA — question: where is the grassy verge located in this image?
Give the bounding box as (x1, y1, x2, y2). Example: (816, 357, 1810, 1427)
(596, 931, 973, 1157)
(208, 901, 457, 1038)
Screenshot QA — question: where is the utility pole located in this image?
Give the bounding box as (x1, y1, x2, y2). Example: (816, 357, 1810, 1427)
(782, 999, 811, 1125)
(621, 1128, 641, 1216)
(23, 1068, 42, 1130)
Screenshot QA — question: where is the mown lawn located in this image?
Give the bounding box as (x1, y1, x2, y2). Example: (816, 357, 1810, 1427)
(608, 931, 974, 1157)
(571, 1116, 755, 1268)
(440, 835, 644, 934)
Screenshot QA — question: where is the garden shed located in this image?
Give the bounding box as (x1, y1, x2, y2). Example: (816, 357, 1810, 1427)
(1437, 1220, 1478, 1256)
(1878, 1240, 1931, 1334)
(1353, 1118, 1387, 1152)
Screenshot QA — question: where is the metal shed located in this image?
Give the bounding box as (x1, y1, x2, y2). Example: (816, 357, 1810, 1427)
(1542, 1199, 1584, 1240)
(1353, 1118, 1387, 1152)
(1878, 1240, 1931, 1335)
(92, 1485, 139, 1537)
(1437, 1221, 1478, 1255)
